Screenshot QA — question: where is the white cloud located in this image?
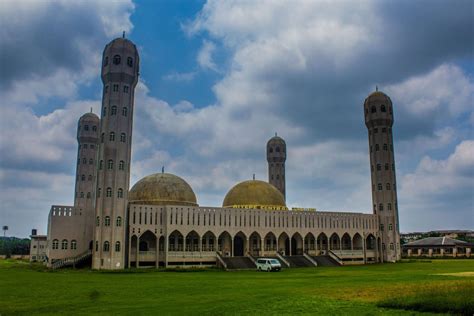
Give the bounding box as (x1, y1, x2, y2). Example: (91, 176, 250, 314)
(163, 71, 197, 82)
(197, 40, 218, 72)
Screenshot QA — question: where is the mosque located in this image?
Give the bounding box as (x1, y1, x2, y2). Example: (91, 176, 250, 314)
(30, 37, 401, 269)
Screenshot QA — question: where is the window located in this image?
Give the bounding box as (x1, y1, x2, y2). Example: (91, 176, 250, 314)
(90, 145, 95, 149)
(103, 241, 110, 252)
(104, 56, 109, 67)
(71, 240, 77, 250)
(101, 133, 104, 143)
(269, 147, 273, 153)
(107, 159, 113, 170)
(276, 147, 280, 152)
(106, 187, 112, 197)
(61, 239, 68, 250)
(113, 55, 121, 65)
(117, 188, 123, 198)
(116, 216, 122, 227)
(374, 128, 378, 134)
(99, 160, 103, 170)
(120, 133, 126, 142)
(373, 204, 376, 212)
(371, 106, 376, 113)
(97, 188, 101, 198)
(96, 216, 100, 226)
(379, 203, 384, 211)
(109, 132, 115, 141)
(382, 127, 387, 133)
(52, 239, 59, 249)
(113, 84, 119, 92)
(83, 144, 88, 149)
(385, 163, 389, 170)
(383, 143, 388, 151)
(105, 86, 109, 93)
(123, 85, 129, 93)
(127, 57, 133, 67)
(103, 107, 107, 116)
(83, 158, 87, 164)
(386, 183, 391, 190)
(122, 107, 128, 116)
(80, 192, 84, 198)
(387, 203, 392, 210)
(104, 216, 110, 226)
(390, 243, 394, 250)
(84, 125, 89, 131)
(89, 159, 93, 165)
(87, 192, 91, 199)
(81, 174, 86, 181)
(376, 164, 381, 171)
(115, 241, 121, 252)
(375, 144, 379, 151)
(381, 104, 386, 112)
(92, 126, 97, 132)
(389, 223, 393, 231)
(111, 106, 117, 115)
(380, 224, 384, 231)
(119, 160, 125, 170)
(378, 183, 382, 190)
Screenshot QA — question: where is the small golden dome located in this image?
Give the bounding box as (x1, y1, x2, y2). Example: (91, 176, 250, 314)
(223, 180, 287, 209)
(129, 173, 198, 206)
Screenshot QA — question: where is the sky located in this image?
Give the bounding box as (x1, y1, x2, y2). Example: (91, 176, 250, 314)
(0, 0, 473, 237)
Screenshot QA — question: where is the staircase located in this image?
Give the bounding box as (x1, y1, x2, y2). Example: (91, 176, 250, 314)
(51, 250, 92, 270)
(311, 255, 340, 267)
(221, 256, 256, 270)
(283, 255, 314, 267)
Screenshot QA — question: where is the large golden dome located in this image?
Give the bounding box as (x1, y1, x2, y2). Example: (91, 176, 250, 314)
(223, 180, 287, 209)
(129, 173, 198, 206)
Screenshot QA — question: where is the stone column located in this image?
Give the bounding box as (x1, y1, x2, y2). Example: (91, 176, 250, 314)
(260, 237, 265, 257)
(453, 247, 457, 258)
(164, 235, 168, 268)
(155, 236, 159, 269)
(246, 238, 250, 256)
(231, 237, 234, 257)
(407, 249, 412, 256)
(428, 248, 433, 257)
(136, 235, 140, 268)
(289, 238, 292, 256)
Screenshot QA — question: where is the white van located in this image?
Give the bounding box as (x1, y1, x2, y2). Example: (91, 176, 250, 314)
(256, 258, 282, 272)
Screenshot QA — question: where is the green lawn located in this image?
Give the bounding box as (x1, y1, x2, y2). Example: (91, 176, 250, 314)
(0, 259, 473, 315)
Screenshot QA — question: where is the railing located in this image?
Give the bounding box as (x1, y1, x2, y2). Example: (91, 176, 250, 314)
(167, 251, 216, 259)
(246, 252, 256, 265)
(303, 253, 318, 266)
(276, 252, 290, 267)
(330, 250, 364, 258)
(51, 250, 92, 270)
(216, 252, 227, 269)
(327, 250, 343, 265)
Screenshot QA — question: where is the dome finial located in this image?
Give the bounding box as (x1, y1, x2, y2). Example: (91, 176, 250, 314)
(122, 31, 126, 38)
(90, 107, 93, 113)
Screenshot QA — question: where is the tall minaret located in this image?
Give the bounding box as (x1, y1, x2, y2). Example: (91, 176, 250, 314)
(93, 37, 139, 269)
(267, 134, 286, 200)
(364, 90, 400, 262)
(74, 112, 99, 253)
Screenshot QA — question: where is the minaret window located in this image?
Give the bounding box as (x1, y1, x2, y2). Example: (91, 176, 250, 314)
(377, 183, 382, 190)
(103, 241, 110, 252)
(119, 160, 125, 170)
(104, 56, 109, 67)
(379, 203, 384, 211)
(127, 57, 133, 67)
(115, 241, 121, 252)
(101, 133, 104, 143)
(93, 126, 97, 132)
(122, 107, 128, 116)
(382, 128, 386, 133)
(71, 240, 77, 250)
(123, 86, 129, 93)
(386, 183, 391, 190)
(96, 216, 100, 226)
(116, 217, 122, 227)
(99, 160, 103, 170)
(84, 125, 89, 131)
(383, 144, 388, 151)
(83, 158, 87, 164)
(104, 216, 110, 226)
(80, 192, 84, 198)
(120, 133, 126, 142)
(95, 241, 98, 252)
(376, 164, 381, 171)
(61, 239, 68, 250)
(106, 187, 112, 197)
(375, 144, 379, 151)
(84, 144, 88, 149)
(111, 106, 117, 115)
(113, 84, 119, 92)
(390, 243, 394, 250)
(105, 86, 109, 93)
(81, 175, 85, 181)
(87, 192, 91, 199)
(52, 239, 59, 249)
(388, 203, 392, 210)
(113, 55, 121, 65)
(381, 105, 386, 112)
(107, 160, 113, 169)
(103, 107, 107, 116)
(371, 106, 376, 113)
(380, 224, 384, 231)
(89, 159, 93, 165)
(109, 132, 115, 141)
(385, 163, 389, 170)
(374, 128, 378, 134)
(276, 147, 280, 152)
(117, 188, 123, 198)
(269, 147, 273, 153)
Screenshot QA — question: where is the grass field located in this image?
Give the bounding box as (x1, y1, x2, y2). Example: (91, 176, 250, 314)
(0, 259, 473, 315)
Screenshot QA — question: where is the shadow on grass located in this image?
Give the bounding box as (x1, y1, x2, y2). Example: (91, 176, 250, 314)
(377, 282, 474, 315)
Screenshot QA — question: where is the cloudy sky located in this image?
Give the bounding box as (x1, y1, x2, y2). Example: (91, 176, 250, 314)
(0, 0, 472, 237)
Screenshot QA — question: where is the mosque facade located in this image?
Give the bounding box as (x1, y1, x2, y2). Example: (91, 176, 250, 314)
(32, 37, 401, 270)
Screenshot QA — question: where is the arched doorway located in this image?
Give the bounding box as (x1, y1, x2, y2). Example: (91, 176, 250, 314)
(291, 233, 303, 255)
(249, 232, 261, 256)
(329, 233, 340, 251)
(278, 232, 290, 255)
(317, 233, 328, 253)
(202, 231, 216, 251)
(366, 234, 376, 250)
(304, 233, 316, 254)
(233, 232, 246, 256)
(185, 231, 199, 252)
(341, 233, 351, 250)
(218, 231, 232, 256)
(264, 232, 277, 253)
(168, 230, 183, 251)
(353, 233, 363, 250)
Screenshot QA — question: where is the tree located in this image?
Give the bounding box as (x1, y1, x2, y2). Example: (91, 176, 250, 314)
(2, 226, 7, 237)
